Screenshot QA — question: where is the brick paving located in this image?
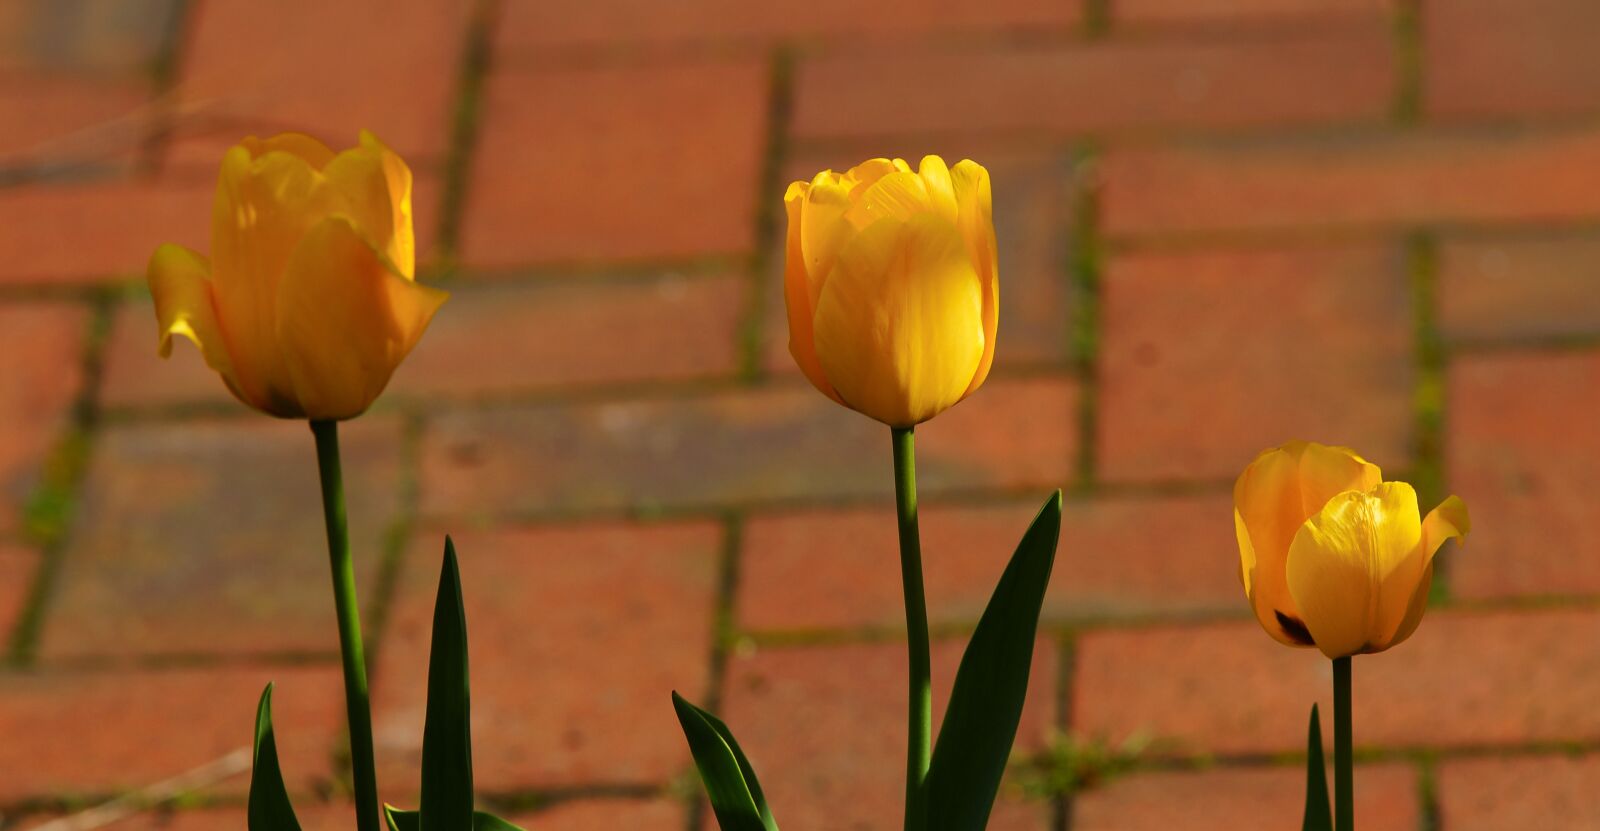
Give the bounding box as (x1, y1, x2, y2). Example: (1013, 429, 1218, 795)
(1, 1, 1596, 829)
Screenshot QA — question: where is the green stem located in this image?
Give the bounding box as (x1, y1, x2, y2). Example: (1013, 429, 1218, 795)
(1333, 656, 1354, 831)
(311, 420, 380, 831)
(891, 426, 931, 831)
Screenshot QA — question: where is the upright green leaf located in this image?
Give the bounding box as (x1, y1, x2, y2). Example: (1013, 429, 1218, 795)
(923, 491, 1062, 831)
(672, 692, 778, 831)
(248, 683, 302, 831)
(1302, 704, 1333, 831)
(385, 806, 525, 831)
(420, 537, 474, 831)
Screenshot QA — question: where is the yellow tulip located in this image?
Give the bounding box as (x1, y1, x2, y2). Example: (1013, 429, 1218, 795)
(1234, 441, 1470, 659)
(147, 131, 447, 420)
(783, 156, 998, 427)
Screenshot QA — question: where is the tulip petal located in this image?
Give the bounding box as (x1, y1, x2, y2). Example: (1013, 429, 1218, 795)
(211, 143, 341, 407)
(148, 243, 244, 396)
(1376, 495, 1469, 650)
(844, 158, 899, 196)
(917, 155, 958, 222)
(239, 132, 336, 169)
(800, 171, 854, 309)
(1286, 482, 1424, 659)
(324, 131, 415, 279)
(783, 180, 842, 405)
(844, 170, 930, 229)
(950, 159, 997, 399)
(274, 216, 447, 420)
(813, 212, 984, 426)
(1234, 442, 1382, 647)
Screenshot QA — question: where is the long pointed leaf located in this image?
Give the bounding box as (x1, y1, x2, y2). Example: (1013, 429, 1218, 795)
(420, 536, 474, 831)
(385, 806, 524, 831)
(924, 490, 1062, 831)
(1302, 704, 1333, 831)
(672, 692, 777, 831)
(248, 683, 302, 831)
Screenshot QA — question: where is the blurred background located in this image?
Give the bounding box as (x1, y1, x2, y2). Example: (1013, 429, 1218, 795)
(1, 0, 1598, 828)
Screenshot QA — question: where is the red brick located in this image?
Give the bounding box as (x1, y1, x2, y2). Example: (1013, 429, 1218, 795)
(1102, 127, 1600, 238)
(99, 298, 237, 411)
(793, 28, 1393, 141)
(1437, 232, 1600, 345)
(1073, 763, 1417, 831)
(0, 74, 151, 168)
(420, 377, 1078, 521)
(0, 1, 178, 75)
(1113, 0, 1389, 28)
(766, 146, 1074, 376)
(1098, 243, 1414, 483)
(1437, 754, 1600, 831)
(0, 541, 40, 642)
(507, 799, 682, 831)
(18, 802, 356, 831)
(0, 178, 211, 285)
(0, 302, 88, 533)
(1425, 0, 1600, 122)
(460, 57, 767, 270)
(498, 0, 1078, 51)
(1448, 350, 1600, 599)
(388, 273, 747, 399)
(373, 522, 720, 790)
(717, 639, 1057, 830)
(170, 0, 472, 162)
(1073, 609, 1600, 756)
(38, 417, 402, 660)
(0, 664, 342, 801)
(738, 492, 1238, 633)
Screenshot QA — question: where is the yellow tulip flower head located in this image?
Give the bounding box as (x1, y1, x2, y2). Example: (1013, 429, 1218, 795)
(147, 131, 447, 420)
(1234, 441, 1470, 659)
(783, 156, 998, 428)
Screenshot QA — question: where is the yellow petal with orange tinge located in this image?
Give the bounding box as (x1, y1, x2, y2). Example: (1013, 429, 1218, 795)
(950, 159, 997, 397)
(783, 180, 841, 405)
(917, 155, 958, 222)
(323, 131, 415, 279)
(1285, 482, 1425, 659)
(799, 171, 854, 309)
(1234, 441, 1382, 647)
(274, 216, 448, 421)
(812, 212, 984, 427)
(239, 132, 336, 169)
(843, 169, 930, 229)
(148, 244, 241, 394)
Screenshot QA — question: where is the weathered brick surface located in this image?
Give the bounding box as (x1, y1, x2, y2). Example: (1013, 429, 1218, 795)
(498, 0, 1078, 51)
(38, 418, 402, 660)
(1072, 763, 1418, 831)
(1112, 0, 1390, 28)
(0, 75, 150, 169)
(373, 522, 720, 790)
(17, 802, 356, 830)
(0, 541, 40, 642)
(99, 298, 238, 411)
(767, 146, 1074, 376)
(0, 179, 211, 285)
(1102, 127, 1600, 238)
(460, 57, 768, 270)
(389, 273, 747, 399)
(738, 492, 1238, 633)
(508, 799, 683, 831)
(1436, 753, 1600, 831)
(1073, 610, 1600, 756)
(793, 27, 1393, 140)
(0, 302, 88, 533)
(0, 0, 178, 74)
(1437, 231, 1600, 345)
(1448, 349, 1600, 599)
(170, 0, 472, 162)
(1098, 243, 1414, 483)
(0, 664, 342, 802)
(1425, 0, 1600, 122)
(420, 378, 1078, 521)
(717, 638, 1057, 830)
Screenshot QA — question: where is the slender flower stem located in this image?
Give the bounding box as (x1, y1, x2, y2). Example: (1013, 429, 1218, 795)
(311, 420, 380, 831)
(1333, 656, 1354, 831)
(891, 426, 932, 831)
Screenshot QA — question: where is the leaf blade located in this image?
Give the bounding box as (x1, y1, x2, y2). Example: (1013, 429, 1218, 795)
(385, 806, 525, 831)
(248, 683, 303, 831)
(420, 536, 475, 831)
(923, 490, 1062, 831)
(1303, 704, 1333, 831)
(672, 692, 776, 831)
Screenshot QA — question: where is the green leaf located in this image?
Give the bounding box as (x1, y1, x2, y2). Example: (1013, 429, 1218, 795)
(923, 490, 1062, 831)
(672, 691, 778, 831)
(248, 683, 302, 831)
(421, 536, 474, 831)
(1302, 704, 1333, 831)
(384, 806, 525, 831)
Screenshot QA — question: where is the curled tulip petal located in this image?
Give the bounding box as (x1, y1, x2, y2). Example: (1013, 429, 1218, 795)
(950, 159, 997, 397)
(783, 180, 840, 405)
(148, 244, 242, 395)
(274, 216, 447, 420)
(324, 131, 415, 279)
(813, 212, 984, 427)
